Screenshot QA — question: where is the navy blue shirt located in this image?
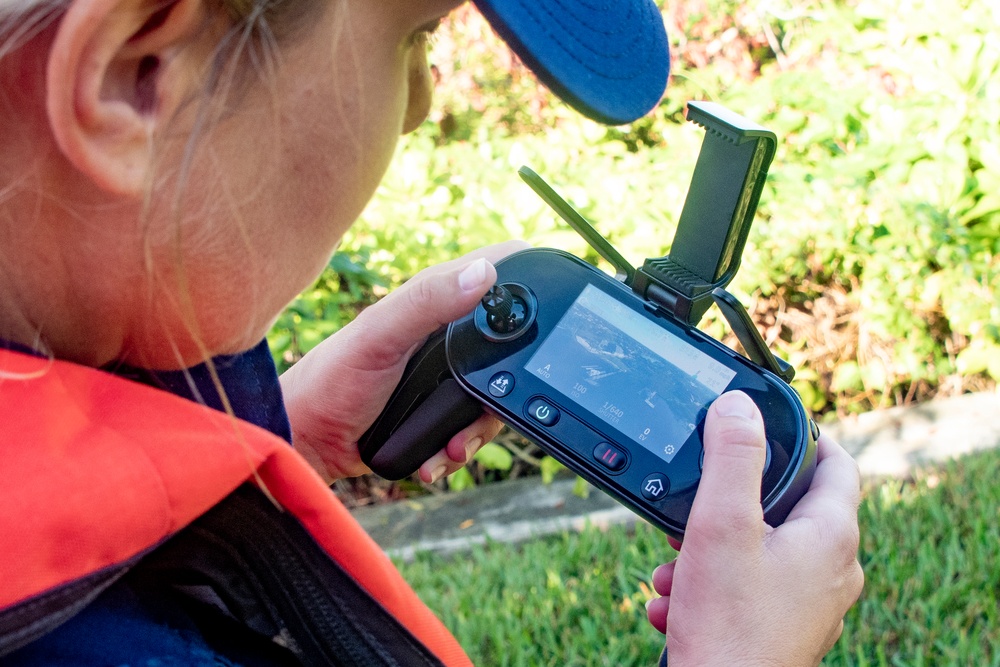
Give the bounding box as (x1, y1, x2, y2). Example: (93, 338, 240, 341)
(5, 339, 295, 666)
(107, 338, 293, 445)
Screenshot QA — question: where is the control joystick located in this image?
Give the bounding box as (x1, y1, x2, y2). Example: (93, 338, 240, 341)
(482, 285, 515, 327)
(475, 283, 537, 342)
(482, 285, 522, 333)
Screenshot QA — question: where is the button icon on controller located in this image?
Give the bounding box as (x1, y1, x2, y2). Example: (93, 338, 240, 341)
(526, 398, 560, 426)
(488, 372, 515, 397)
(594, 443, 627, 472)
(641, 473, 670, 500)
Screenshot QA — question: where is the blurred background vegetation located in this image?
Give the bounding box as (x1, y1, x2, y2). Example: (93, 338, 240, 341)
(268, 0, 998, 503)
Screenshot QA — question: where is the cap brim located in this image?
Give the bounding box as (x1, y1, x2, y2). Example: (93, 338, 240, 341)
(472, 0, 670, 125)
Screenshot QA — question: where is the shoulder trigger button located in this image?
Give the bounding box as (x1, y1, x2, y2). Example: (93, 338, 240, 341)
(809, 419, 820, 442)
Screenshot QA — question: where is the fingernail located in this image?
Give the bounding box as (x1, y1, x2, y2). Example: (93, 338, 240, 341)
(429, 464, 448, 483)
(714, 391, 757, 419)
(464, 437, 483, 461)
(458, 258, 488, 292)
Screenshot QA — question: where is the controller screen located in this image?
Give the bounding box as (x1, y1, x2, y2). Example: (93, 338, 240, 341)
(525, 284, 736, 463)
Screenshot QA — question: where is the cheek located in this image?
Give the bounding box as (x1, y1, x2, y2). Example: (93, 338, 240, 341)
(201, 49, 412, 320)
(274, 76, 407, 257)
(145, 40, 415, 354)
(289, 53, 412, 228)
(241, 12, 416, 280)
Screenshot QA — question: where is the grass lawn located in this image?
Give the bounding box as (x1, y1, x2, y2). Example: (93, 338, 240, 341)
(398, 448, 1000, 666)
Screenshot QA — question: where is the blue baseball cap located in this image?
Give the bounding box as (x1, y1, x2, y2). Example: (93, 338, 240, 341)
(471, 0, 670, 125)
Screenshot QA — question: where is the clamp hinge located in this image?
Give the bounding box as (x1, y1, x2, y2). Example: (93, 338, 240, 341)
(632, 257, 715, 326)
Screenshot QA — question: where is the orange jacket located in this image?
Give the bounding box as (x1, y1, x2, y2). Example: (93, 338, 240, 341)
(0, 348, 472, 665)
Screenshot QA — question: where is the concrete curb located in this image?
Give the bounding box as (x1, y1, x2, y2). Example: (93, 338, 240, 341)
(351, 391, 1000, 561)
(821, 391, 1000, 477)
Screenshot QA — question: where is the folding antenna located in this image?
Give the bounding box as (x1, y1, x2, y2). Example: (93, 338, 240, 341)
(518, 166, 635, 285)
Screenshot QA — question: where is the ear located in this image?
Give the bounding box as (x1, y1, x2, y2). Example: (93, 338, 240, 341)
(46, 0, 209, 195)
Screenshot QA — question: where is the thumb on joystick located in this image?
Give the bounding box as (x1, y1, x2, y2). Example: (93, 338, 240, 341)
(482, 284, 523, 334)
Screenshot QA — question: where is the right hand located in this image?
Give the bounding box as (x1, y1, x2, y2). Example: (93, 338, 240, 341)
(645, 391, 864, 666)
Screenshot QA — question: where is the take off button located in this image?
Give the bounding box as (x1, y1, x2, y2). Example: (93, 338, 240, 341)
(594, 443, 627, 472)
(526, 398, 559, 426)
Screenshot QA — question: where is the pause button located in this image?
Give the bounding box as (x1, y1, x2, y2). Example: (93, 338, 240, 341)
(593, 443, 627, 472)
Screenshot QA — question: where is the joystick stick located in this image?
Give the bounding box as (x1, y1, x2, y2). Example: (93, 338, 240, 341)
(474, 283, 537, 342)
(482, 285, 515, 329)
(483, 284, 528, 334)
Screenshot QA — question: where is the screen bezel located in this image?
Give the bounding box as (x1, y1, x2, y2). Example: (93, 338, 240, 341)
(446, 248, 811, 535)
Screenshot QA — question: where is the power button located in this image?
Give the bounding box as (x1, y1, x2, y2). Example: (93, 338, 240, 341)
(525, 398, 560, 426)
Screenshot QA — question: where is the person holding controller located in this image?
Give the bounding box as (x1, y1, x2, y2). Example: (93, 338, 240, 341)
(0, 0, 862, 664)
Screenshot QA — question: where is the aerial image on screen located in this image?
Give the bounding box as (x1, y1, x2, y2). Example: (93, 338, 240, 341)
(525, 285, 737, 463)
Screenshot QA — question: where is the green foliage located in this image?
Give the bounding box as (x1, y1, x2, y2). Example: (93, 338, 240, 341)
(539, 457, 566, 485)
(269, 250, 386, 373)
(399, 448, 1000, 666)
(720, 0, 1000, 410)
(473, 442, 514, 472)
(445, 467, 475, 493)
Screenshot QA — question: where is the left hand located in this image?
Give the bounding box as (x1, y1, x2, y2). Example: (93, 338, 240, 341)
(279, 241, 528, 484)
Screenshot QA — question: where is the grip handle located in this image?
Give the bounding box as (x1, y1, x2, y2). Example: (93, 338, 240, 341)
(367, 379, 483, 480)
(358, 329, 484, 480)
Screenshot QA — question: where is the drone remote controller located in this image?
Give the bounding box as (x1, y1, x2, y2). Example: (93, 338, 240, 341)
(359, 102, 818, 538)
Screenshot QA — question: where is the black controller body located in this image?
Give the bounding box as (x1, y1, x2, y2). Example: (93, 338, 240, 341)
(359, 247, 817, 538)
